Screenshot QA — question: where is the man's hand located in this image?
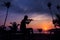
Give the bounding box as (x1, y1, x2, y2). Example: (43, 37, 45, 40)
(29, 19, 33, 21)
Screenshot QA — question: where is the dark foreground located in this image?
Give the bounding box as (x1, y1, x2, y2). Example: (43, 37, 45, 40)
(0, 32, 60, 40)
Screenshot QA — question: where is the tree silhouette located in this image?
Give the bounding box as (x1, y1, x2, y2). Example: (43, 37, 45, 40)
(47, 2, 53, 19)
(47, 2, 57, 28)
(10, 22, 19, 32)
(47, 2, 51, 9)
(57, 5, 60, 10)
(53, 5, 60, 28)
(4, 2, 11, 26)
(47, 2, 54, 20)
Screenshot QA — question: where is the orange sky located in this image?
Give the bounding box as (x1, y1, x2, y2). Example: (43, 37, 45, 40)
(27, 20, 54, 31)
(26, 14, 54, 31)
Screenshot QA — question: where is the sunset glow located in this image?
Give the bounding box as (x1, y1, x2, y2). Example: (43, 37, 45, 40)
(27, 14, 54, 31)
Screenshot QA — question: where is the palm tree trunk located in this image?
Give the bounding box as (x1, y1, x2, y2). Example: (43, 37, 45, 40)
(4, 8, 9, 26)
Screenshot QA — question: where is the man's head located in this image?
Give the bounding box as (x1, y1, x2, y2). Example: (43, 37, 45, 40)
(24, 15, 28, 20)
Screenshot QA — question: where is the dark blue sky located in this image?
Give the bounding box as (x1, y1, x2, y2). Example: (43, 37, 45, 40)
(0, 0, 60, 13)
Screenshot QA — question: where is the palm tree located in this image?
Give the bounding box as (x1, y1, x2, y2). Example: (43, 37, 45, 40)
(47, 2, 57, 28)
(57, 5, 60, 10)
(47, 2, 54, 20)
(4, 2, 11, 26)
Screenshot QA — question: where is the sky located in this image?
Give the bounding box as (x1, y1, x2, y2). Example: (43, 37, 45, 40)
(0, 0, 60, 31)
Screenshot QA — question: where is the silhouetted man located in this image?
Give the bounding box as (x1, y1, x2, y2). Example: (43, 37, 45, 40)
(20, 15, 32, 32)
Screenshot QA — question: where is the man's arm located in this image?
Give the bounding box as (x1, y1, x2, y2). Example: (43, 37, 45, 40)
(26, 19, 33, 24)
